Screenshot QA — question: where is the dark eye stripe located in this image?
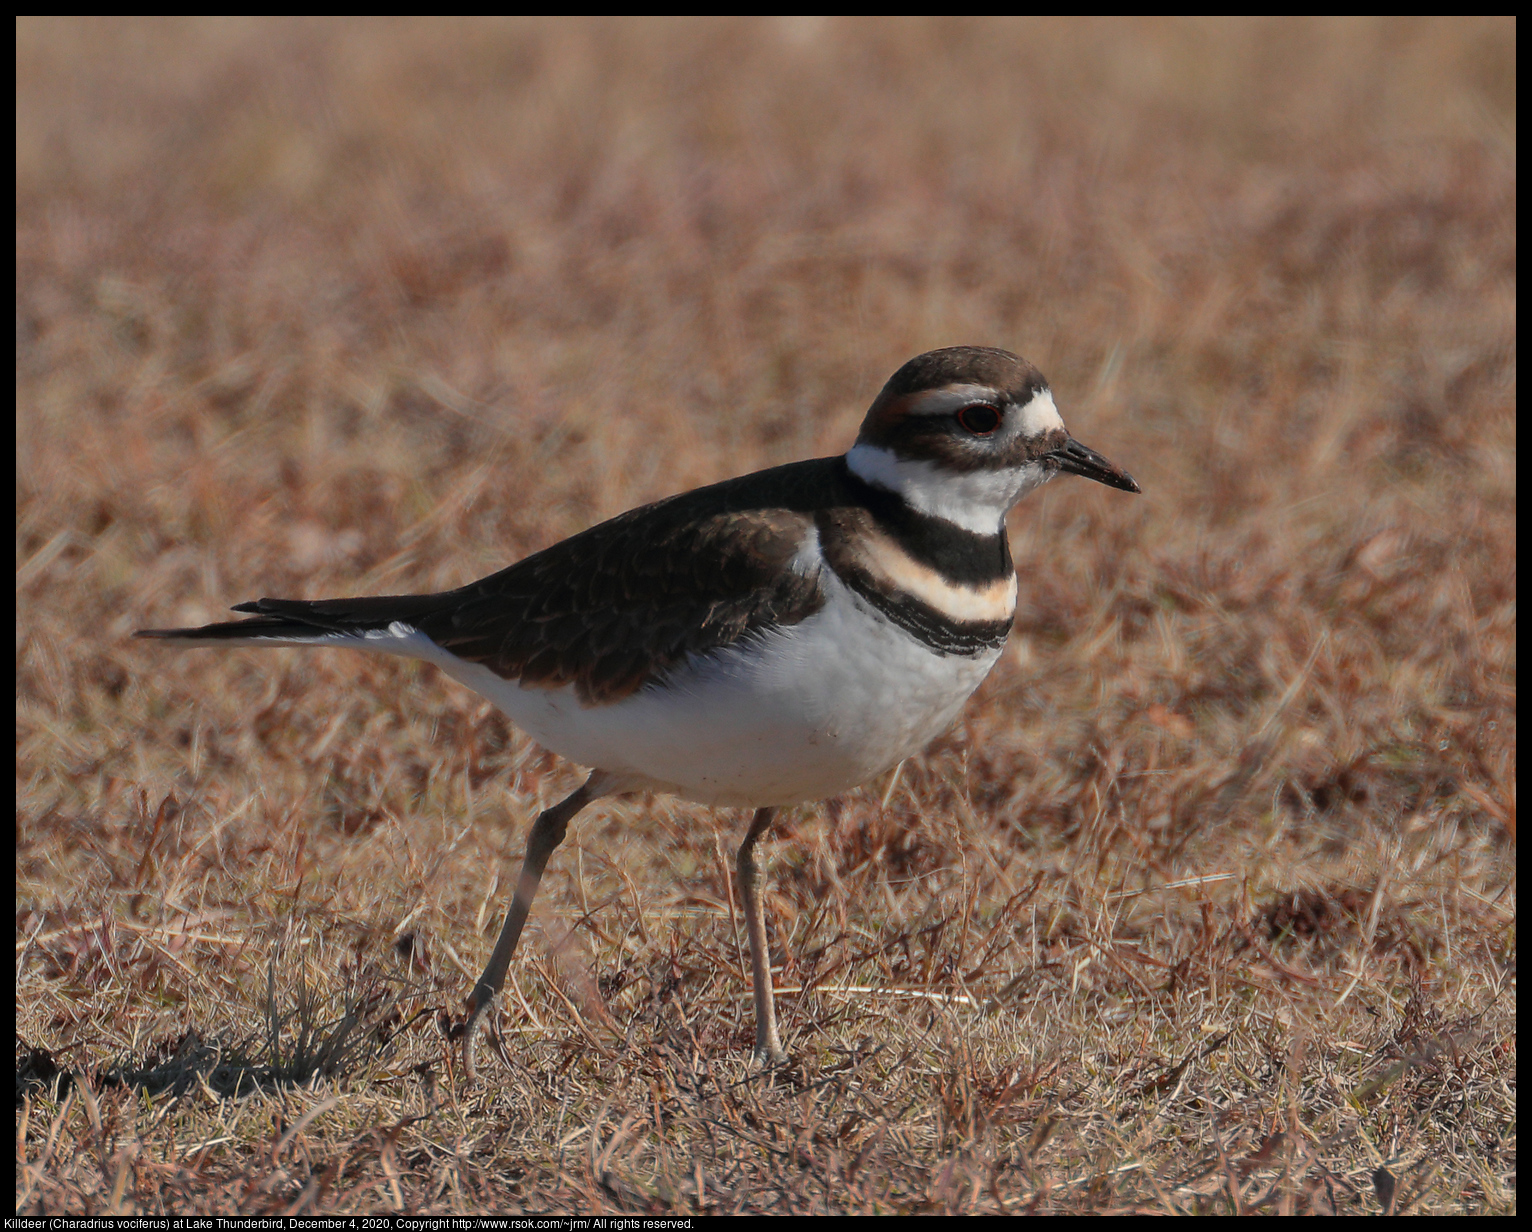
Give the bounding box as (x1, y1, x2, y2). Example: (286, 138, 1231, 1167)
(956, 404, 1001, 435)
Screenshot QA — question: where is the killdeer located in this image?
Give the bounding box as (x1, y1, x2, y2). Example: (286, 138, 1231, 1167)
(137, 346, 1139, 1076)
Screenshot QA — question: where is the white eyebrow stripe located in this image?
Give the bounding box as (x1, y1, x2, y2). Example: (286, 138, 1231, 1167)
(902, 385, 1006, 416)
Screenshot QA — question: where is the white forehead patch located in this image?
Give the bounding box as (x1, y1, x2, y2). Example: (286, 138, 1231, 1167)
(1016, 388, 1065, 437)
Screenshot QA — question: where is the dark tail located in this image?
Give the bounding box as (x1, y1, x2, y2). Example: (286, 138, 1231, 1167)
(135, 593, 453, 645)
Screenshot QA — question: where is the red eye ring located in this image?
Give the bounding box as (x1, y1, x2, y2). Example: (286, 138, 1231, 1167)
(956, 403, 1002, 435)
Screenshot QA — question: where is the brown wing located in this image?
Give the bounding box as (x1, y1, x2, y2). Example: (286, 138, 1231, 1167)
(197, 458, 841, 705)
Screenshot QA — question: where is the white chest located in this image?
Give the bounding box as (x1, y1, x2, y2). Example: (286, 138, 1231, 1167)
(424, 573, 1005, 807)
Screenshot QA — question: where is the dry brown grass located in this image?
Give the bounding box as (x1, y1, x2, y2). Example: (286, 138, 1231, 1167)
(16, 16, 1515, 1215)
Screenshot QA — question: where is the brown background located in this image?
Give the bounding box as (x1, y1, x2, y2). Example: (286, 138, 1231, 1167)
(17, 17, 1515, 1215)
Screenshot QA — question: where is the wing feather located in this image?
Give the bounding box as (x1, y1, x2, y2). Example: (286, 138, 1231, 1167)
(148, 459, 841, 706)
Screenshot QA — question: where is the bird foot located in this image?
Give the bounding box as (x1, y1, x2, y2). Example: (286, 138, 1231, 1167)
(453, 989, 494, 1083)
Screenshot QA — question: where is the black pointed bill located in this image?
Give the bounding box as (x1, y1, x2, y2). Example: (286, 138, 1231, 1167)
(1048, 437, 1141, 494)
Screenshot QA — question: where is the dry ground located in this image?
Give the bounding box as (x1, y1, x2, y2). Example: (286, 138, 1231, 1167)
(16, 16, 1515, 1215)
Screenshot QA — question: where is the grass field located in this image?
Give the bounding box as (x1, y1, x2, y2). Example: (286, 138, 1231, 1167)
(16, 16, 1515, 1215)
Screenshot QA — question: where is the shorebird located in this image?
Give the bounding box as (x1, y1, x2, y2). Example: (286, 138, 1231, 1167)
(137, 346, 1139, 1076)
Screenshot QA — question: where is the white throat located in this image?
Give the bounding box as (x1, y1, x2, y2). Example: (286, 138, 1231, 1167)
(845, 442, 1052, 535)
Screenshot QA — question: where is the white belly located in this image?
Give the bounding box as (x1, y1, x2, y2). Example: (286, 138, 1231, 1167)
(398, 573, 1003, 807)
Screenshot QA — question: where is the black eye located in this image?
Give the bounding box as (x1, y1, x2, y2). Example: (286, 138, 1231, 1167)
(956, 404, 1001, 435)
